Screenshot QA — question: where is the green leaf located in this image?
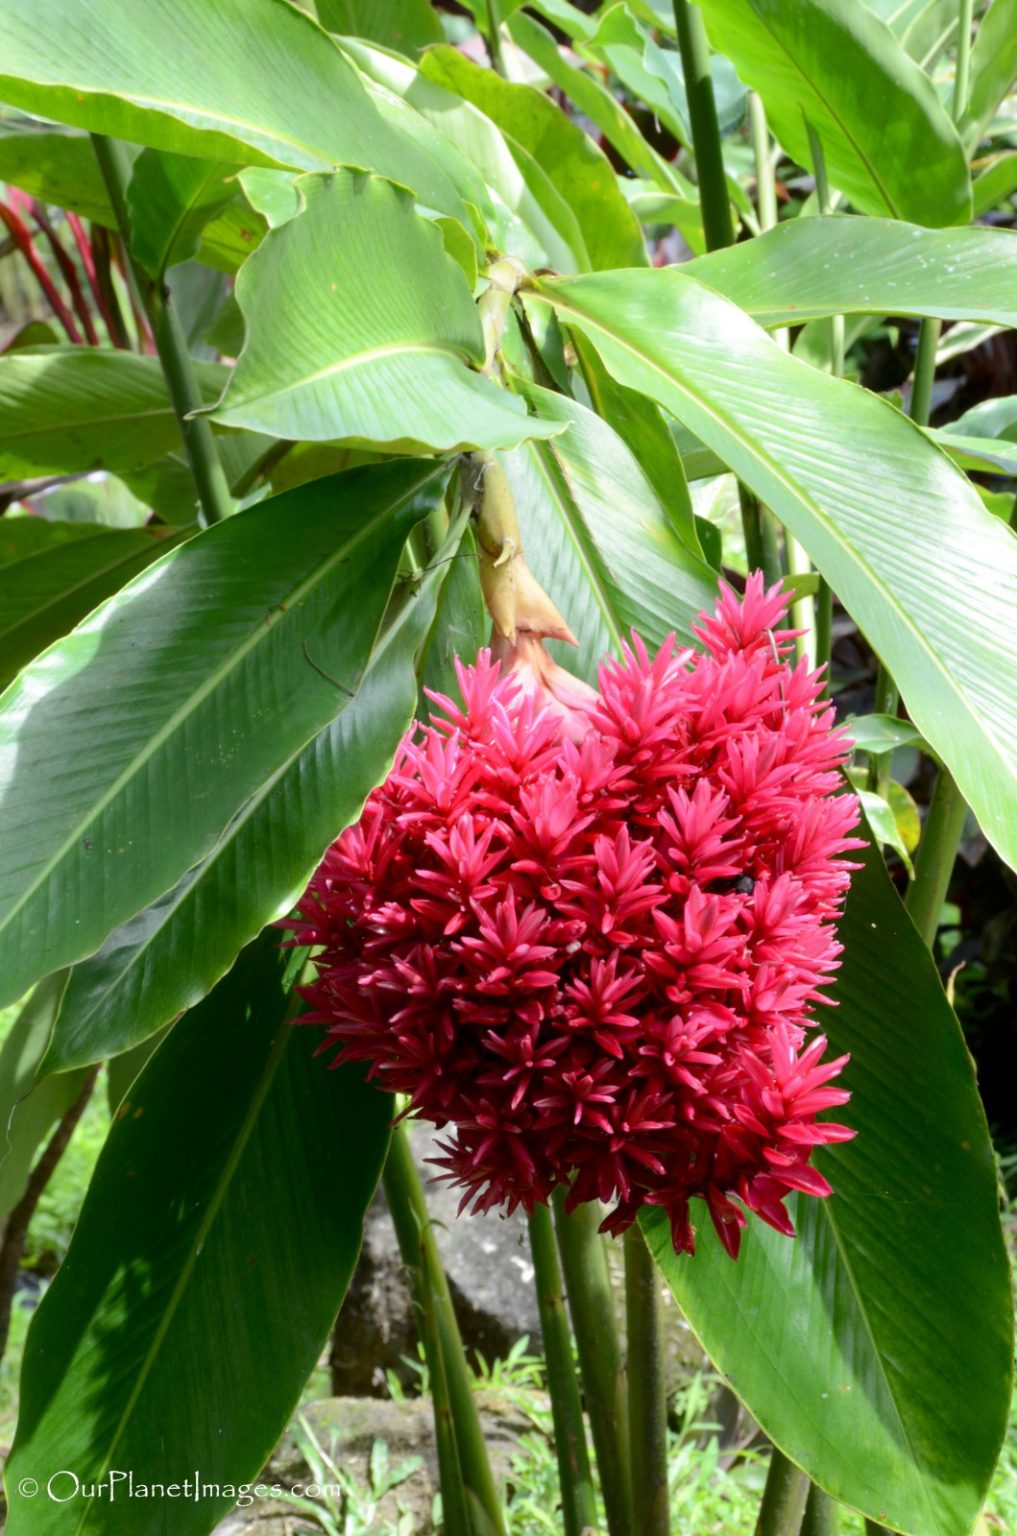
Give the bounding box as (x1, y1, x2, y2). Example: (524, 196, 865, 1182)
(960, 0, 1017, 150)
(0, 0, 471, 223)
(972, 151, 1017, 217)
(693, 0, 971, 224)
(862, 0, 958, 68)
(316, 0, 442, 52)
(536, 266, 1017, 873)
(213, 171, 556, 453)
(499, 382, 719, 686)
(854, 783, 916, 876)
(0, 460, 447, 1012)
(0, 523, 193, 693)
(643, 838, 1013, 1536)
(0, 124, 113, 224)
(127, 150, 241, 276)
(420, 44, 647, 272)
(0, 517, 105, 567)
(844, 713, 927, 756)
(933, 431, 1017, 477)
(4, 933, 392, 1536)
(41, 505, 470, 1074)
(686, 217, 1017, 328)
(0, 974, 88, 1222)
(0, 348, 225, 480)
(505, 9, 694, 201)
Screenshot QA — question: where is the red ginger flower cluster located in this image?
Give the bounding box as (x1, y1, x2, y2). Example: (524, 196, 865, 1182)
(292, 576, 862, 1258)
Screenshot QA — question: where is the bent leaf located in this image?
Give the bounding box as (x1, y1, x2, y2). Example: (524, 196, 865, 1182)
(694, 0, 971, 225)
(43, 509, 471, 1075)
(537, 267, 1017, 874)
(643, 839, 1012, 1536)
(4, 933, 392, 1536)
(0, 461, 448, 1011)
(687, 217, 1017, 328)
(214, 171, 555, 452)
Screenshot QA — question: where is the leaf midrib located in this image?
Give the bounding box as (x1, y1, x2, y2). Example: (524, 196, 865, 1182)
(219, 341, 477, 416)
(544, 282, 1014, 792)
(0, 461, 442, 944)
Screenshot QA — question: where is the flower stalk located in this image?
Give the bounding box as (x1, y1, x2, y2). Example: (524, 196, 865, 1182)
(623, 1225, 669, 1536)
(671, 0, 734, 252)
(528, 1202, 599, 1536)
(382, 1123, 507, 1536)
(553, 1192, 632, 1536)
(755, 1449, 810, 1536)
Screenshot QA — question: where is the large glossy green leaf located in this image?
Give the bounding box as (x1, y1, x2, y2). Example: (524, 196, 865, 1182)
(316, 0, 442, 52)
(4, 933, 392, 1536)
(213, 171, 555, 452)
(0, 518, 105, 567)
(42, 509, 470, 1075)
(420, 44, 646, 272)
(960, 0, 1017, 149)
(643, 839, 1012, 1536)
(126, 150, 241, 277)
(536, 267, 1017, 873)
(0, 974, 88, 1222)
(0, 461, 447, 1012)
(498, 383, 718, 685)
(0, 348, 225, 480)
(340, 37, 583, 272)
(0, 524, 193, 692)
(0, 0, 470, 223)
(687, 216, 1017, 328)
(694, 0, 971, 224)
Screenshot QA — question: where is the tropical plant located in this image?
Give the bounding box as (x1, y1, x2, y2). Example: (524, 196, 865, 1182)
(0, 2, 1014, 1535)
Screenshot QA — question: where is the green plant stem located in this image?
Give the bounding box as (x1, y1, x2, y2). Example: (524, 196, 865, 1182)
(553, 1192, 632, 1536)
(904, 767, 968, 947)
(484, 0, 507, 76)
(749, 92, 777, 231)
(623, 1225, 668, 1536)
(529, 1202, 599, 1536)
(910, 315, 942, 429)
(740, 487, 783, 588)
(91, 133, 234, 527)
(672, 0, 734, 251)
(755, 1449, 809, 1536)
(383, 1123, 507, 1536)
(953, 0, 975, 120)
(801, 1485, 839, 1536)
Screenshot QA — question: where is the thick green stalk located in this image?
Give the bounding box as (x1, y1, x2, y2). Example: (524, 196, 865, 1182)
(529, 1203, 599, 1536)
(904, 768, 968, 947)
(750, 92, 777, 232)
(623, 1225, 669, 1536)
(801, 1485, 839, 1536)
(383, 1124, 507, 1536)
(91, 134, 234, 527)
(953, 0, 976, 120)
(755, 1450, 809, 1536)
(672, 0, 734, 251)
(740, 487, 783, 587)
(484, 0, 507, 76)
(553, 1193, 632, 1536)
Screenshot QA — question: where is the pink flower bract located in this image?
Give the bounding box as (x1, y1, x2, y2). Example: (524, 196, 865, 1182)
(292, 576, 862, 1257)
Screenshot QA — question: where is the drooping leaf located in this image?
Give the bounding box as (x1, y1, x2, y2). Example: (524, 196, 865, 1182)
(845, 714, 927, 757)
(498, 382, 718, 685)
(4, 933, 392, 1536)
(0, 973, 88, 1223)
(316, 0, 442, 52)
(686, 217, 1017, 328)
(536, 266, 1017, 873)
(693, 0, 971, 224)
(0, 461, 448, 1012)
(0, 348, 225, 480)
(213, 171, 557, 452)
(0, 0, 471, 223)
(340, 37, 584, 272)
(420, 44, 647, 271)
(126, 150, 242, 276)
(960, 0, 1017, 150)
(0, 523, 193, 692)
(643, 838, 1013, 1536)
(41, 506, 470, 1074)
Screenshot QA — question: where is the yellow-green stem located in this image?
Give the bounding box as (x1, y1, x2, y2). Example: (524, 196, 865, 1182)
(529, 1203, 599, 1536)
(553, 1193, 632, 1536)
(383, 1125, 507, 1536)
(672, 0, 734, 252)
(801, 1483, 839, 1536)
(904, 768, 968, 947)
(91, 134, 234, 528)
(953, 0, 976, 120)
(755, 1450, 809, 1536)
(623, 1225, 668, 1536)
